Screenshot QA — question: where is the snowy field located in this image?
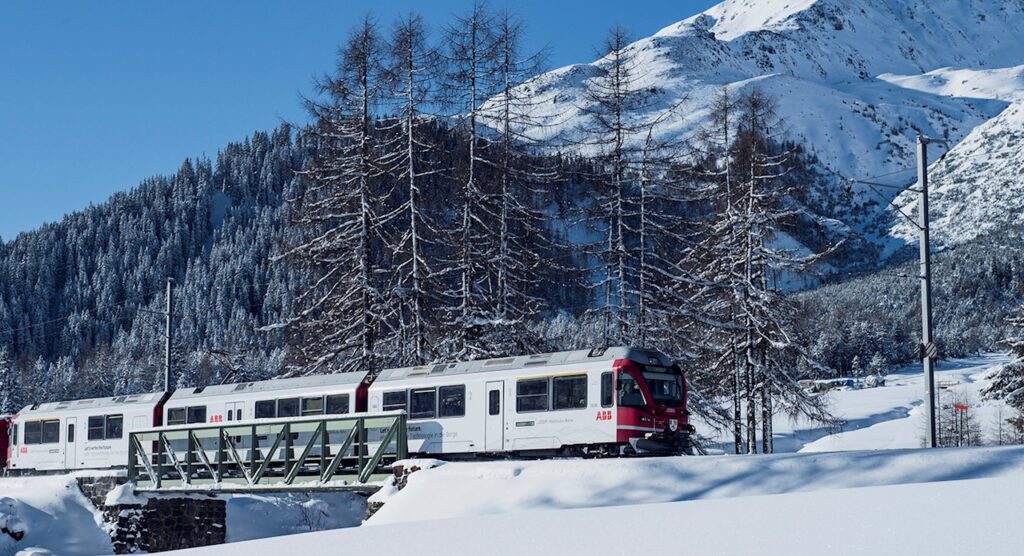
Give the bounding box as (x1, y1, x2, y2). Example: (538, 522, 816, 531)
(2, 354, 1020, 555)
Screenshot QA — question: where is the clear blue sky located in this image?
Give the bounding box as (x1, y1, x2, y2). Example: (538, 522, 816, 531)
(0, 0, 716, 240)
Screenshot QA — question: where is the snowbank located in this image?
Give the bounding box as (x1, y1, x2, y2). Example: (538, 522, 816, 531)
(366, 445, 1024, 526)
(170, 474, 1024, 556)
(0, 476, 112, 556)
(0, 476, 366, 555)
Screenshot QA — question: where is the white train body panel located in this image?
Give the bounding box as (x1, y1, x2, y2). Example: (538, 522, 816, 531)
(7, 393, 164, 472)
(3, 347, 688, 472)
(366, 347, 679, 455)
(162, 372, 367, 426)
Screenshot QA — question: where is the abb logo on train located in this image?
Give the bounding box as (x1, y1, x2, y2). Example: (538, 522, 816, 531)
(1, 347, 692, 474)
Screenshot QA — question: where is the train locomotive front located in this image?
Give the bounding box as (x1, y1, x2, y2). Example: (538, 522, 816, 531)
(613, 357, 694, 455)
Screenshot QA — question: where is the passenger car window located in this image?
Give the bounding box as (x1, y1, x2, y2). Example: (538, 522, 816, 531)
(301, 397, 324, 416)
(438, 385, 466, 417)
(326, 394, 350, 415)
(106, 415, 123, 439)
(383, 391, 407, 412)
(516, 379, 549, 412)
(167, 408, 186, 426)
(25, 421, 42, 444)
(186, 406, 207, 424)
(88, 416, 106, 440)
(42, 420, 60, 443)
(255, 400, 276, 419)
(410, 388, 437, 419)
(277, 398, 299, 418)
(553, 375, 588, 410)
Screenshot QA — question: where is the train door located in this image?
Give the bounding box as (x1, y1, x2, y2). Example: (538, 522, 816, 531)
(485, 381, 504, 451)
(225, 402, 244, 423)
(64, 417, 77, 469)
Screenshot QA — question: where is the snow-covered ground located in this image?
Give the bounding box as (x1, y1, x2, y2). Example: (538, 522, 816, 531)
(174, 473, 1024, 556)
(3, 354, 1018, 555)
(0, 477, 365, 556)
(696, 353, 1012, 453)
(0, 475, 112, 556)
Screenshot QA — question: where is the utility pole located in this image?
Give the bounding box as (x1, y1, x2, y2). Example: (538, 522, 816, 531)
(165, 277, 174, 392)
(917, 135, 937, 449)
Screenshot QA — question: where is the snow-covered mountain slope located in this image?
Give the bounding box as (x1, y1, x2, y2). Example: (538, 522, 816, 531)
(891, 99, 1024, 246)
(498, 0, 1024, 252)
(879, 65, 1024, 102)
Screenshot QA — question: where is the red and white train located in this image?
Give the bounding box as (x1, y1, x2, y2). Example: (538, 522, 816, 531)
(1, 347, 693, 474)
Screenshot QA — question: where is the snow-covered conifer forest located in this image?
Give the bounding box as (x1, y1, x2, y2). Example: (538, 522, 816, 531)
(3, 0, 1024, 448)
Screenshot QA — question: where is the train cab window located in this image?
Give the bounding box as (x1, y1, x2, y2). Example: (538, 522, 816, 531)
(255, 400, 276, 419)
(488, 390, 500, 415)
(277, 398, 299, 418)
(106, 415, 123, 439)
(383, 391, 407, 412)
(67, 423, 75, 443)
(618, 373, 646, 408)
(186, 406, 207, 424)
(516, 378, 549, 412)
(167, 408, 186, 426)
(553, 375, 588, 410)
(601, 372, 614, 408)
(410, 388, 437, 419)
(326, 394, 350, 415)
(42, 420, 60, 444)
(301, 397, 324, 416)
(438, 385, 466, 417)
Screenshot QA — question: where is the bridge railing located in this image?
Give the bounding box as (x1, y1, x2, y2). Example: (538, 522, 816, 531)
(127, 412, 408, 491)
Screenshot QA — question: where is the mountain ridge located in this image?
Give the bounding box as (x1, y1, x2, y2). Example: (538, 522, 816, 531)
(503, 0, 1024, 254)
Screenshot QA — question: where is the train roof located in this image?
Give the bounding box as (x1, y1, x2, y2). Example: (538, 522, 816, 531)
(169, 371, 366, 401)
(16, 391, 165, 417)
(373, 346, 674, 383)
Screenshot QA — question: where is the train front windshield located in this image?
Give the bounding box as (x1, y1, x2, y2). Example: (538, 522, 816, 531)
(643, 366, 685, 407)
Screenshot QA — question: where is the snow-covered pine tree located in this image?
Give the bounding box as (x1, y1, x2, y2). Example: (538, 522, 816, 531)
(0, 347, 22, 414)
(691, 86, 748, 453)
(474, 9, 554, 357)
(280, 18, 390, 375)
(576, 26, 654, 347)
(439, 3, 500, 360)
(982, 305, 1024, 409)
(850, 355, 864, 384)
(868, 352, 886, 377)
(382, 13, 443, 366)
(695, 88, 837, 454)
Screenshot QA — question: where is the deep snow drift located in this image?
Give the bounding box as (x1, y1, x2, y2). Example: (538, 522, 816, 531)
(175, 447, 1024, 556)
